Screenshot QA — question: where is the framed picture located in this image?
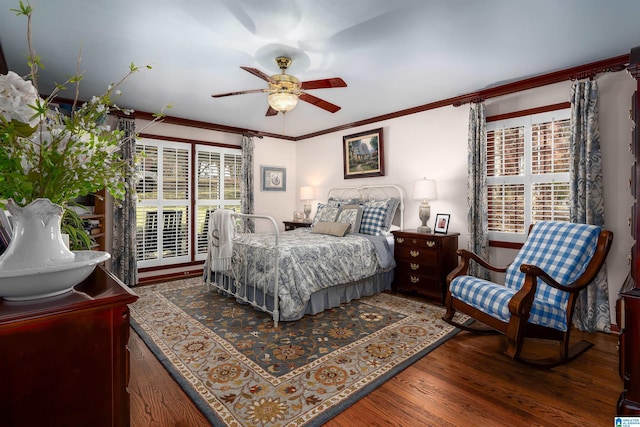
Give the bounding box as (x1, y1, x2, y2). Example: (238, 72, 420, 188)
(261, 166, 286, 191)
(434, 213, 450, 234)
(343, 127, 385, 179)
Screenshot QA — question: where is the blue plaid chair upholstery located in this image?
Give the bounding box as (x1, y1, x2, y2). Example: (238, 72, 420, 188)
(443, 221, 613, 367)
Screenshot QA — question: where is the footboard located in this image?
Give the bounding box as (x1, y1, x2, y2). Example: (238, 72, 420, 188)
(204, 213, 281, 326)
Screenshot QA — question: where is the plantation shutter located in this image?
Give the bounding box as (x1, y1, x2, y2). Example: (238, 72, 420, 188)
(531, 118, 571, 222)
(195, 145, 242, 259)
(487, 126, 526, 234)
(135, 140, 191, 267)
(485, 110, 570, 242)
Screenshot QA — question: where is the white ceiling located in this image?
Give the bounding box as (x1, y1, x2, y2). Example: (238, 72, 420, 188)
(2, 0, 640, 138)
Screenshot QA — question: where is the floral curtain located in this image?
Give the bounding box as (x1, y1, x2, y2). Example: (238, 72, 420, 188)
(569, 79, 610, 332)
(241, 135, 255, 232)
(467, 102, 490, 279)
(111, 116, 138, 287)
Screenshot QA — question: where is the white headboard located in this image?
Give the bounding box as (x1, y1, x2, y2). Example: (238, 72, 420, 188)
(327, 184, 405, 231)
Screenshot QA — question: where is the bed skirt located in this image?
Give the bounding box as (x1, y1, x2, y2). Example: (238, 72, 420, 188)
(208, 269, 394, 322)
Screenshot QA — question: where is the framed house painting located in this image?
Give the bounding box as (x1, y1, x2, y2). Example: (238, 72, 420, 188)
(261, 166, 286, 191)
(343, 128, 385, 179)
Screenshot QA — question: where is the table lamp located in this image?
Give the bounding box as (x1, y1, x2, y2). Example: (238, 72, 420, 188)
(299, 186, 315, 221)
(412, 178, 437, 233)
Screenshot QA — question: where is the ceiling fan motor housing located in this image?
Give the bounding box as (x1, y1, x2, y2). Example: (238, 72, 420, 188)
(270, 73, 300, 94)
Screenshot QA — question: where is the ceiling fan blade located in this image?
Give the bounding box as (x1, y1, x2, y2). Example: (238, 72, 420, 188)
(211, 88, 265, 98)
(240, 66, 276, 83)
(265, 106, 279, 116)
(300, 78, 347, 90)
(299, 92, 341, 113)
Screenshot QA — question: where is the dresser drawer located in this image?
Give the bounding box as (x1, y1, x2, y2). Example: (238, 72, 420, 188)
(395, 236, 441, 250)
(396, 260, 439, 279)
(394, 270, 442, 299)
(395, 246, 438, 266)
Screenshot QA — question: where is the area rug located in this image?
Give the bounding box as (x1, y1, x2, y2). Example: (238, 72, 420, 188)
(130, 277, 467, 427)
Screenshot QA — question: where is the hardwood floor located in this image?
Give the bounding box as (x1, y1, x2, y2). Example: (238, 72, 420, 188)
(129, 324, 621, 426)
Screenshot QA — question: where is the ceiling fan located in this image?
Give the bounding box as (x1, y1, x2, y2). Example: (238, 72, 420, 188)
(211, 56, 347, 116)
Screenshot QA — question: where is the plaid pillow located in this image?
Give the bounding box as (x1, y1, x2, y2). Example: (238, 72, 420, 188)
(359, 205, 387, 235)
(364, 198, 400, 231)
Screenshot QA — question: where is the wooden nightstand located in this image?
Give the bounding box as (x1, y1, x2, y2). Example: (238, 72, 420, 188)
(391, 229, 459, 305)
(283, 220, 312, 231)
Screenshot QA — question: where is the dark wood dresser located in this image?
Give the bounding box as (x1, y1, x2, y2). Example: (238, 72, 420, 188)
(0, 265, 138, 427)
(392, 230, 459, 305)
(618, 45, 640, 416)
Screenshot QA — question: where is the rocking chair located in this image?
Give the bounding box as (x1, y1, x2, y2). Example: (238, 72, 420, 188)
(442, 221, 613, 368)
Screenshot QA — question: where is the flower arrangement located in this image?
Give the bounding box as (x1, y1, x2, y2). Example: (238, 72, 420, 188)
(0, 1, 159, 208)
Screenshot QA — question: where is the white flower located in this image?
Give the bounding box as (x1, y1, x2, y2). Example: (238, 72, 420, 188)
(0, 71, 43, 127)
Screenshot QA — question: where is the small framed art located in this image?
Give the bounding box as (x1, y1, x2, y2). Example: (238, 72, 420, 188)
(434, 213, 450, 234)
(343, 127, 385, 179)
(261, 166, 286, 191)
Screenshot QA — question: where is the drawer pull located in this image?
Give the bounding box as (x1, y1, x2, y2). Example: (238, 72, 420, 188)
(426, 241, 435, 248)
(410, 250, 420, 257)
(410, 263, 420, 271)
(410, 276, 420, 283)
(397, 238, 405, 244)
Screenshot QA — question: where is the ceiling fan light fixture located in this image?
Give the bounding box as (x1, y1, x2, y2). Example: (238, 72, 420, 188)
(268, 92, 298, 114)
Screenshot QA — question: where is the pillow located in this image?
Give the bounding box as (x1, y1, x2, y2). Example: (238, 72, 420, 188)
(359, 205, 387, 236)
(311, 203, 340, 227)
(311, 221, 350, 237)
(327, 196, 360, 208)
(336, 204, 363, 234)
(364, 198, 400, 231)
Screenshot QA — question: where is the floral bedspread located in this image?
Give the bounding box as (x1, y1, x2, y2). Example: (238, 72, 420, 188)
(228, 228, 394, 319)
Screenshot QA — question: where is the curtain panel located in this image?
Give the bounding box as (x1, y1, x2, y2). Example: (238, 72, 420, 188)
(111, 116, 138, 287)
(569, 79, 610, 332)
(241, 135, 255, 232)
(467, 102, 490, 279)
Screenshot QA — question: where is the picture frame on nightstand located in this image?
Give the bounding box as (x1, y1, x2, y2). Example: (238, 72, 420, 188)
(434, 213, 450, 234)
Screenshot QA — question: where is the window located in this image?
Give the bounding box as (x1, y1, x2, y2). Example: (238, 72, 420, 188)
(135, 138, 242, 268)
(195, 144, 242, 260)
(486, 109, 571, 243)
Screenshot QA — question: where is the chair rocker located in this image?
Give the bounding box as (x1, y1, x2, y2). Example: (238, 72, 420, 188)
(442, 221, 613, 368)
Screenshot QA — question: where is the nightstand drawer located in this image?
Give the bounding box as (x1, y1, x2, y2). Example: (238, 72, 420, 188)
(396, 260, 439, 278)
(395, 246, 438, 265)
(394, 271, 442, 298)
(395, 236, 441, 250)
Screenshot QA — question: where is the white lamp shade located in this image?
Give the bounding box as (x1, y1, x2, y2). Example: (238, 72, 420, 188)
(413, 178, 437, 200)
(299, 186, 315, 200)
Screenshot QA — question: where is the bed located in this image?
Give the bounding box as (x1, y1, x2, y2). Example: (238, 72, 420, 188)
(204, 184, 404, 326)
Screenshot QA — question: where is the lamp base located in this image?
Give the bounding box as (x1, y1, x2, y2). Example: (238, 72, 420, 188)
(416, 225, 432, 234)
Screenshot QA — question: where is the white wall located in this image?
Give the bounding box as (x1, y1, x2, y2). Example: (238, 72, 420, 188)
(295, 106, 471, 250)
(253, 137, 297, 232)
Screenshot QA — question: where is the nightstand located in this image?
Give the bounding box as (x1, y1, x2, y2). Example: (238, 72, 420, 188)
(283, 220, 312, 231)
(391, 229, 459, 305)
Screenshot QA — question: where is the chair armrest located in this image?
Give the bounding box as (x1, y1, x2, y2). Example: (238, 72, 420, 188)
(457, 249, 508, 273)
(446, 249, 509, 285)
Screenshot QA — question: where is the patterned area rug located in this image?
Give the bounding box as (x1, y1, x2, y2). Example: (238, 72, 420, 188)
(130, 277, 467, 426)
